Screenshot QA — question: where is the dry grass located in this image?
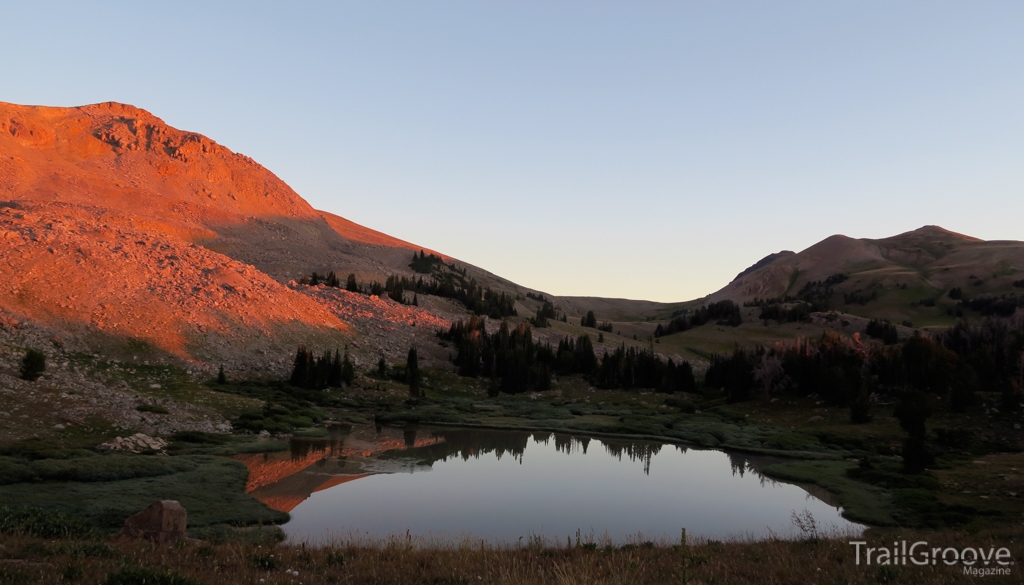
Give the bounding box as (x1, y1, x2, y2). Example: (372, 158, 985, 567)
(1, 527, 1022, 584)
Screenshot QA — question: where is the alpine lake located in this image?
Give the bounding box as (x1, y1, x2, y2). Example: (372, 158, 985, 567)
(234, 424, 864, 545)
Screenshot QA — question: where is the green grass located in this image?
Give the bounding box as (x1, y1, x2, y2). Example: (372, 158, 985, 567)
(762, 460, 897, 526)
(0, 453, 199, 485)
(0, 456, 287, 531)
(0, 506, 99, 539)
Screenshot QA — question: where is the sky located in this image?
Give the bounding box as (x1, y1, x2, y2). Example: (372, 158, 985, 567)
(3, 2, 1023, 302)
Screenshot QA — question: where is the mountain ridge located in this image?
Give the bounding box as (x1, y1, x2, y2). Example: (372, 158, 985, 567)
(4, 100, 1023, 373)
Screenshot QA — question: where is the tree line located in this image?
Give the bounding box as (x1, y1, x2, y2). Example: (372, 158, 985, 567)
(289, 345, 355, 390)
(703, 312, 1024, 471)
(439, 317, 696, 395)
(653, 300, 742, 337)
(299, 259, 517, 318)
(530, 300, 567, 328)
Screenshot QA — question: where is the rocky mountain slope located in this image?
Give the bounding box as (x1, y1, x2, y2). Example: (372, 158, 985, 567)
(0, 101, 468, 372)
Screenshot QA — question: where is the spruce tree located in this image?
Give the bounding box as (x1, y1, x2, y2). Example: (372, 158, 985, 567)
(377, 356, 388, 379)
(20, 349, 45, 381)
(290, 346, 310, 387)
(581, 311, 597, 328)
(328, 349, 343, 387)
(342, 347, 355, 386)
(217, 365, 227, 385)
(346, 273, 359, 293)
(406, 347, 420, 397)
(894, 389, 933, 473)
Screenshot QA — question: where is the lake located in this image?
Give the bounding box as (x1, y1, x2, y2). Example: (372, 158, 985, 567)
(234, 425, 863, 545)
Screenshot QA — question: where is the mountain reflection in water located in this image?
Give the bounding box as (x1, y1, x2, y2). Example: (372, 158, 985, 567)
(235, 425, 863, 543)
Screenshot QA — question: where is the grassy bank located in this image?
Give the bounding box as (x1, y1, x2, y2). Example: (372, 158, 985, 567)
(1, 524, 1021, 584)
(3, 359, 1022, 578)
(0, 433, 288, 537)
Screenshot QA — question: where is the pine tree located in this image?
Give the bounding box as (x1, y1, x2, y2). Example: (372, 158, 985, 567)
(894, 389, 933, 473)
(581, 311, 597, 328)
(311, 350, 331, 389)
(20, 349, 45, 381)
(342, 347, 355, 386)
(377, 356, 388, 379)
(406, 347, 420, 397)
(412, 294, 419, 306)
(346, 273, 359, 293)
(290, 345, 310, 387)
(328, 349, 343, 387)
(217, 365, 227, 385)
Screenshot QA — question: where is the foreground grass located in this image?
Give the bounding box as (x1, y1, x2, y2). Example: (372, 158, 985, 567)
(0, 434, 289, 535)
(1, 527, 1021, 584)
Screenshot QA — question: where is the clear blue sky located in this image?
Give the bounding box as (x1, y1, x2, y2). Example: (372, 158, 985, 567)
(3, 2, 1022, 301)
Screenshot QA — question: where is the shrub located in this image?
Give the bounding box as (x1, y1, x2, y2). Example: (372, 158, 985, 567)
(865, 319, 898, 344)
(169, 431, 230, 445)
(20, 349, 45, 381)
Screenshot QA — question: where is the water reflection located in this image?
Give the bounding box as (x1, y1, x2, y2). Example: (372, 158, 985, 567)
(234, 425, 863, 543)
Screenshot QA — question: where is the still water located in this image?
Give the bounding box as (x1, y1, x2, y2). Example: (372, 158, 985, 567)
(235, 425, 863, 545)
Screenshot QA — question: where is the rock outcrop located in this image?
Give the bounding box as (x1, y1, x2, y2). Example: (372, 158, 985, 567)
(98, 433, 168, 453)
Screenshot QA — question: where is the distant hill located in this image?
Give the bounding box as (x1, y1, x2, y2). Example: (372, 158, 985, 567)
(706, 225, 1024, 326)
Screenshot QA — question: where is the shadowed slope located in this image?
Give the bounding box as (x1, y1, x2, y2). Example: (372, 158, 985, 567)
(708, 226, 1024, 308)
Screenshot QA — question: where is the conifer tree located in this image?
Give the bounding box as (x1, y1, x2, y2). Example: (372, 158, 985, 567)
(217, 365, 227, 385)
(377, 356, 388, 379)
(581, 311, 597, 328)
(894, 389, 933, 473)
(290, 348, 305, 389)
(346, 273, 360, 293)
(342, 347, 355, 386)
(406, 347, 420, 397)
(328, 349, 343, 387)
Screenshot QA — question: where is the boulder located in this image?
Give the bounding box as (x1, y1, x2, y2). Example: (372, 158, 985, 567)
(118, 500, 187, 543)
(98, 433, 168, 453)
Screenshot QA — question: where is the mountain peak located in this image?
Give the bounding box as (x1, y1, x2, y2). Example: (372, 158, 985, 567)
(883, 225, 982, 243)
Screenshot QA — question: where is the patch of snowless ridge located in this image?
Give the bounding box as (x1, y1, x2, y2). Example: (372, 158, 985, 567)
(0, 101, 459, 369)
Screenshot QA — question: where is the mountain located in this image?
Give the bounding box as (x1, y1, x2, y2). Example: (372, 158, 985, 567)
(0, 101, 468, 372)
(707, 225, 1024, 326)
(4, 100, 1022, 376)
